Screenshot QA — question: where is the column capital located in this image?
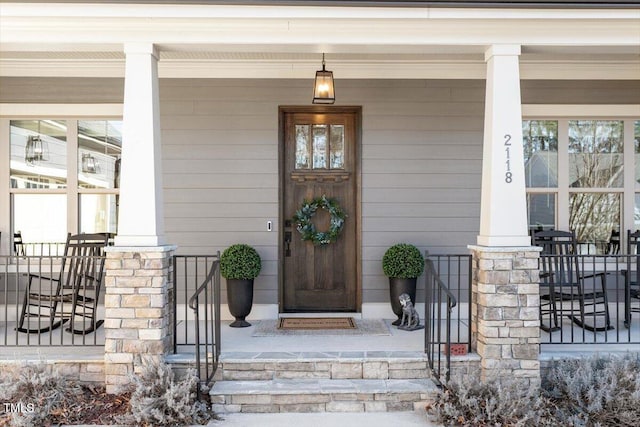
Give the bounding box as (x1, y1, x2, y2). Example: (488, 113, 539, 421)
(123, 42, 159, 59)
(484, 44, 521, 61)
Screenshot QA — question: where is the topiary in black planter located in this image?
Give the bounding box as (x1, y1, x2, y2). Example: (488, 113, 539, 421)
(382, 243, 424, 326)
(220, 244, 262, 328)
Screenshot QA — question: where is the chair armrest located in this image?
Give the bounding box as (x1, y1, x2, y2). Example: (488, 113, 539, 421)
(28, 273, 61, 282)
(580, 271, 607, 280)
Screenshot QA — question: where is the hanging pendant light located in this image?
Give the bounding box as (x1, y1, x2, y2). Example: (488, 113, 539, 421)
(25, 120, 49, 166)
(82, 153, 98, 173)
(312, 53, 335, 104)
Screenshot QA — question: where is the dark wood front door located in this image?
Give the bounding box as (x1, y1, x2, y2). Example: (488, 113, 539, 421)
(280, 106, 360, 312)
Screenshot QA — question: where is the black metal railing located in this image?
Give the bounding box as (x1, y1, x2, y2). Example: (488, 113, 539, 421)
(1, 254, 105, 347)
(424, 254, 472, 385)
(539, 253, 640, 346)
(174, 254, 221, 388)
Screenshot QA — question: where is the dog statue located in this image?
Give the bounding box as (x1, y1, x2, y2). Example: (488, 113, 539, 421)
(398, 293, 424, 331)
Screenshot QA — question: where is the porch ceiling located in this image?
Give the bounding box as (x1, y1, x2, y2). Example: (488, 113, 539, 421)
(0, 2, 638, 79)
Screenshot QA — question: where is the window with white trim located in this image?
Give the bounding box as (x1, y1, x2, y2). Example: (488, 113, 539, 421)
(9, 119, 121, 251)
(524, 118, 639, 254)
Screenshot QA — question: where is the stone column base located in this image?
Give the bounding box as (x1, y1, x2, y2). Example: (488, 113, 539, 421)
(103, 245, 175, 394)
(468, 245, 541, 386)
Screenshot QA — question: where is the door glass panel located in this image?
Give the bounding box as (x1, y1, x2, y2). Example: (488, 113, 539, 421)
(523, 120, 558, 188)
(527, 193, 556, 233)
(570, 192, 620, 254)
(568, 120, 624, 188)
(295, 125, 311, 169)
(10, 120, 67, 189)
(78, 120, 122, 189)
(312, 125, 328, 169)
(80, 194, 118, 234)
(330, 125, 345, 169)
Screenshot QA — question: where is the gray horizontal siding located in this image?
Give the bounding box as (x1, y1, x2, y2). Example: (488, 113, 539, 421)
(3, 76, 638, 307)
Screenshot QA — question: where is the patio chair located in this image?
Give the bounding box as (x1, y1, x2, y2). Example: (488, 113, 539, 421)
(533, 230, 612, 332)
(606, 230, 621, 255)
(623, 230, 640, 328)
(16, 232, 108, 334)
(13, 231, 25, 256)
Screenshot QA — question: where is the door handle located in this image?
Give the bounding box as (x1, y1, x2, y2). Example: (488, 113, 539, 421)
(284, 231, 292, 257)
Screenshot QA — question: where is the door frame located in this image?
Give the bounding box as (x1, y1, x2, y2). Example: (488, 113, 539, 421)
(278, 105, 362, 313)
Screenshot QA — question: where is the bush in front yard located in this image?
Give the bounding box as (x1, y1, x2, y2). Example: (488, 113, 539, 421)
(0, 363, 85, 427)
(116, 357, 214, 427)
(428, 353, 640, 427)
(543, 353, 640, 427)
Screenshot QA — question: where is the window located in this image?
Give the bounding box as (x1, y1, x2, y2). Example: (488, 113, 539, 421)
(524, 118, 635, 254)
(9, 119, 121, 248)
(295, 124, 345, 170)
(10, 120, 67, 189)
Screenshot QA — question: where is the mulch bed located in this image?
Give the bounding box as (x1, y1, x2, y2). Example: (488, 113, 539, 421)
(0, 385, 131, 427)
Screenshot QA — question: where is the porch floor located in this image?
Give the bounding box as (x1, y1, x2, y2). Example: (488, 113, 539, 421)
(1, 316, 638, 361)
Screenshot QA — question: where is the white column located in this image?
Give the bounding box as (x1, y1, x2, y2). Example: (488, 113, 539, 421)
(115, 43, 165, 247)
(477, 45, 530, 247)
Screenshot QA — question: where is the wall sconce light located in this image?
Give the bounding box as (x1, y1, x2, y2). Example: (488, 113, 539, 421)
(82, 153, 99, 174)
(312, 53, 335, 104)
(25, 135, 49, 166)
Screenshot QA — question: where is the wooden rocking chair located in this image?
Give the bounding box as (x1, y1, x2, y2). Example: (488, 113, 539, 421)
(623, 230, 640, 328)
(17, 233, 108, 334)
(534, 230, 612, 332)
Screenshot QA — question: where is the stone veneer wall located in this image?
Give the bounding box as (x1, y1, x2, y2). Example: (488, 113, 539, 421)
(468, 246, 541, 386)
(103, 246, 175, 394)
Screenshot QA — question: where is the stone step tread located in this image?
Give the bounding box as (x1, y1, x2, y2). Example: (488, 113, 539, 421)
(220, 350, 429, 363)
(210, 378, 438, 396)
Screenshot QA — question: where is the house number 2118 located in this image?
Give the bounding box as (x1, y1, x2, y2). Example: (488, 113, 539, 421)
(504, 134, 512, 183)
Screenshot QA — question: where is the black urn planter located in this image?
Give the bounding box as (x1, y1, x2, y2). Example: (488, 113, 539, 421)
(389, 277, 417, 326)
(226, 279, 254, 328)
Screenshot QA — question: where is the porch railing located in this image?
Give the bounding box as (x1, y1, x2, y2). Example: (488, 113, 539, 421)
(173, 254, 221, 388)
(0, 254, 105, 347)
(424, 254, 472, 385)
(539, 253, 640, 346)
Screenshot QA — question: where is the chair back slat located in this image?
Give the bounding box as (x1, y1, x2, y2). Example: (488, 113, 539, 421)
(533, 230, 581, 293)
(62, 233, 108, 291)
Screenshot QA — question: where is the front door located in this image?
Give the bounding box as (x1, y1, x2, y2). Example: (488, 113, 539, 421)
(280, 106, 360, 312)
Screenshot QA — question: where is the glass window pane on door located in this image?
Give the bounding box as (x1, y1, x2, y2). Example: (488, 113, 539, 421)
(295, 125, 311, 169)
(330, 125, 345, 169)
(312, 125, 328, 169)
(569, 192, 620, 254)
(523, 120, 558, 188)
(10, 120, 67, 189)
(78, 120, 122, 189)
(569, 120, 624, 188)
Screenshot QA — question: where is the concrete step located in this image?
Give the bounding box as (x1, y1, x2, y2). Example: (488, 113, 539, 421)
(215, 351, 431, 381)
(209, 378, 439, 413)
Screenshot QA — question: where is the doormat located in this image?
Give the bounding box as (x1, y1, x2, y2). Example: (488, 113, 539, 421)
(278, 317, 356, 330)
(252, 318, 391, 336)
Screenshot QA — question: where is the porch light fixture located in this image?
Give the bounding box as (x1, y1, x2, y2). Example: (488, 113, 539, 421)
(81, 153, 98, 174)
(25, 121, 49, 166)
(312, 53, 335, 104)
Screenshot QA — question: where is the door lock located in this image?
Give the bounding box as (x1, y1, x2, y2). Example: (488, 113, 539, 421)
(284, 231, 292, 257)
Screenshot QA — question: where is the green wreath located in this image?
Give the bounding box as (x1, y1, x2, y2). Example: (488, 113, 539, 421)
(293, 195, 346, 245)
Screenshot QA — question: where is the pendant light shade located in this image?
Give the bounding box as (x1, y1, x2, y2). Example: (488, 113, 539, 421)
(312, 53, 335, 104)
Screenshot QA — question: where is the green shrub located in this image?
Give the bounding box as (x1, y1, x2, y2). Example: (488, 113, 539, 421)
(382, 243, 424, 278)
(220, 244, 262, 280)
